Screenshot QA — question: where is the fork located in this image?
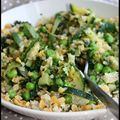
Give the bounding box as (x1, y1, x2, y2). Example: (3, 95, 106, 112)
(78, 61, 119, 118)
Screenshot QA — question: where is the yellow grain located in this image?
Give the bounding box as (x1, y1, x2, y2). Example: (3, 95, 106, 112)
(71, 104, 78, 112)
(39, 100, 46, 109)
(95, 104, 105, 109)
(81, 105, 92, 111)
(51, 96, 59, 105)
(58, 87, 66, 93)
(37, 50, 46, 58)
(13, 99, 27, 107)
(16, 57, 22, 64)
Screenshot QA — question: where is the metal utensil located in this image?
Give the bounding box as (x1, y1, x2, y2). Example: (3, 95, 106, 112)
(78, 61, 119, 118)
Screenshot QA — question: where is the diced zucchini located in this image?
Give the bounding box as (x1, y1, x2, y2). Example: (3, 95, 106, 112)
(23, 23, 39, 39)
(72, 25, 88, 40)
(98, 22, 116, 33)
(38, 72, 52, 86)
(68, 53, 75, 64)
(70, 4, 89, 15)
(52, 14, 63, 34)
(21, 40, 40, 61)
(26, 41, 40, 61)
(12, 32, 23, 47)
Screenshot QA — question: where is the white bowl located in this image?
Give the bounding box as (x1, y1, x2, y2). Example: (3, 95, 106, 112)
(1, 0, 118, 120)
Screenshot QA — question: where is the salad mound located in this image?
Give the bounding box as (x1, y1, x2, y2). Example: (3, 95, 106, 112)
(1, 4, 119, 112)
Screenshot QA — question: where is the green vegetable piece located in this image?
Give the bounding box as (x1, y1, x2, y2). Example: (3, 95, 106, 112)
(88, 100, 97, 105)
(30, 71, 39, 80)
(26, 82, 35, 90)
(65, 87, 97, 101)
(22, 91, 30, 101)
(46, 49, 56, 58)
(1, 36, 7, 49)
(94, 63, 103, 73)
(64, 81, 73, 87)
(39, 26, 47, 33)
(56, 78, 64, 86)
(90, 75, 96, 82)
(52, 14, 63, 34)
(60, 39, 68, 47)
(72, 25, 87, 40)
(23, 23, 39, 39)
(7, 69, 18, 78)
(89, 41, 98, 51)
(70, 4, 89, 15)
(12, 32, 23, 47)
(103, 51, 111, 57)
(104, 33, 114, 44)
(70, 65, 85, 90)
(99, 22, 116, 33)
(21, 39, 37, 61)
(65, 95, 72, 104)
(8, 89, 16, 99)
(102, 66, 112, 73)
(38, 72, 52, 86)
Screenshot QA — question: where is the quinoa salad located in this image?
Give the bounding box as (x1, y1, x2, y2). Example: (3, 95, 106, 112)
(1, 4, 119, 112)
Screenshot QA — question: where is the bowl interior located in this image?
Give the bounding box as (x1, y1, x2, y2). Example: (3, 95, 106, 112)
(1, 0, 118, 119)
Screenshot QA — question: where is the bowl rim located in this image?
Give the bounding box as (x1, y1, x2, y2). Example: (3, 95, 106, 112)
(1, 0, 117, 116)
(2, 98, 107, 116)
(1, 0, 118, 15)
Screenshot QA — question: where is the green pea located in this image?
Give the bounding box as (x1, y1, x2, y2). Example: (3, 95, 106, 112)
(22, 91, 30, 101)
(90, 75, 96, 82)
(56, 78, 64, 86)
(7, 69, 18, 78)
(26, 82, 35, 90)
(30, 71, 39, 80)
(65, 95, 72, 104)
(8, 89, 16, 99)
(94, 63, 103, 73)
(46, 49, 56, 58)
(89, 41, 98, 50)
(104, 33, 114, 44)
(102, 66, 112, 73)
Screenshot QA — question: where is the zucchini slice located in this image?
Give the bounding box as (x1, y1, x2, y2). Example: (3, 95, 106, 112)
(21, 39, 38, 61)
(65, 87, 97, 101)
(23, 23, 39, 39)
(50, 85, 97, 101)
(70, 4, 89, 15)
(69, 64, 85, 90)
(12, 32, 21, 47)
(52, 14, 63, 34)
